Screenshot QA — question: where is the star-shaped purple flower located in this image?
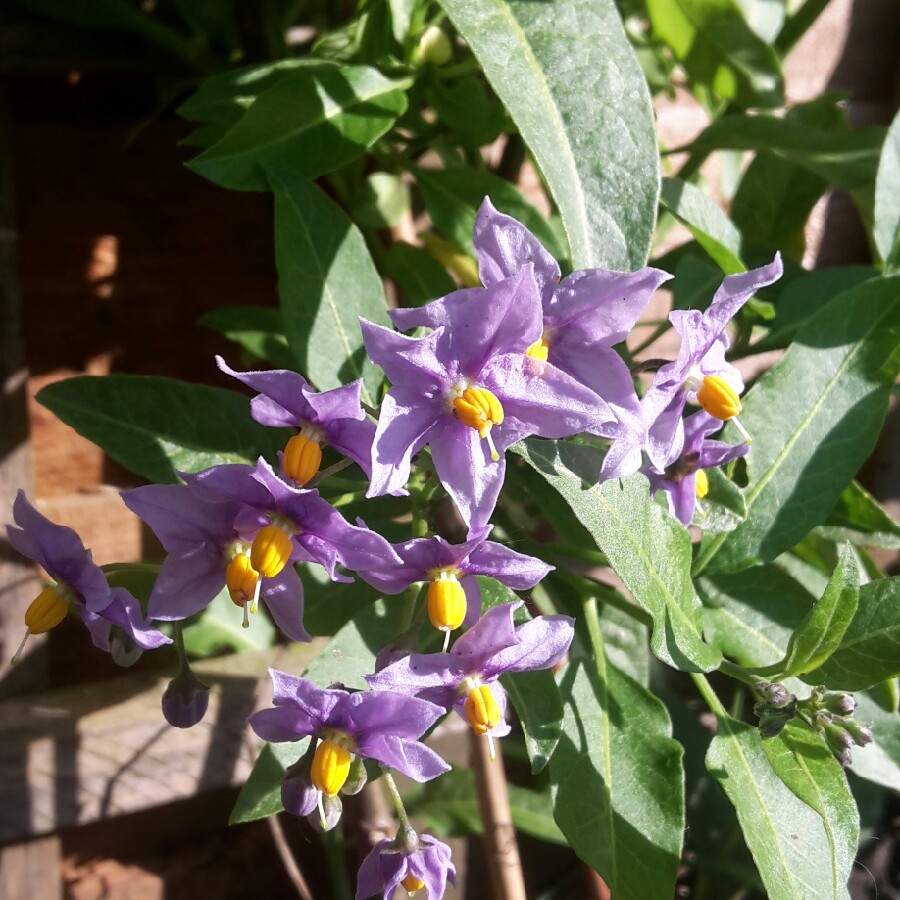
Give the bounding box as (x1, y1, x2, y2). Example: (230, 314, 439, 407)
(357, 833, 456, 900)
(249, 672, 450, 821)
(642, 410, 749, 525)
(358, 528, 552, 634)
(602, 255, 783, 479)
(363, 265, 608, 532)
(366, 602, 573, 758)
(216, 356, 375, 479)
(6, 491, 170, 658)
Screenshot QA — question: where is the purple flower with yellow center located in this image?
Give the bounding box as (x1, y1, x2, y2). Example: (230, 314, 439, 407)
(642, 410, 749, 525)
(6, 491, 170, 663)
(357, 831, 456, 900)
(358, 529, 552, 649)
(602, 255, 783, 480)
(249, 672, 450, 827)
(216, 356, 375, 486)
(363, 265, 609, 532)
(367, 601, 573, 760)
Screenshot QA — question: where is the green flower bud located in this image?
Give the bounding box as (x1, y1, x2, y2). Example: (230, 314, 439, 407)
(413, 26, 452, 66)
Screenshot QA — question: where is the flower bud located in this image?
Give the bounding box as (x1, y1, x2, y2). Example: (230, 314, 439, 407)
(281, 761, 318, 817)
(755, 682, 791, 709)
(412, 25, 452, 66)
(340, 754, 368, 796)
(307, 793, 342, 832)
(162, 669, 210, 728)
(824, 692, 856, 716)
(824, 724, 854, 766)
(396, 823, 420, 856)
(842, 720, 874, 747)
(759, 715, 789, 739)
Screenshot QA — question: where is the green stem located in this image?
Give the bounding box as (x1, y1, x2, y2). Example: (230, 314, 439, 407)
(583, 595, 606, 672)
(691, 532, 728, 577)
(308, 458, 353, 488)
(719, 659, 759, 687)
(691, 672, 729, 718)
(381, 769, 413, 832)
(554, 568, 653, 629)
(173, 621, 190, 675)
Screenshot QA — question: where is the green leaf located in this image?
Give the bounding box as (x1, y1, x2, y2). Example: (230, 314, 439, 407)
(817, 480, 900, 550)
(698, 466, 748, 533)
(701, 276, 900, 573)
(874, 109, 900, 272)
(268, 167, 391, 407)
(200, 306, 297, 370)
(757, 546, 859, 679)
(381, 242, 457, 308)
(437, 0, 659, 270)
(182, 587, 275, 656)
(698, 565, 813, 668)
(597, 602, 650, 688)
(301, 564, 382, 637)
(349, 173, 410, 229)
(552, 659, 684, 900)
(35, 375, 289, 484)
(416, 166, 566, 261)
(705, 712, 849, 899)
(848, 688, 900, 791)
(688, 114, 886, 190)
(763, 723, 858, 899)
(804, 577, 900, 690)
(647, 0, 783, 107)
(430, 76, 507, 151)
(502, 668, 564, 774)
(187, 65, 411, 191)
(230, 740, 310, 825)
(659, 177, 745, 274)
(515, 439, 721, 671)
(405, 768, 567, 845)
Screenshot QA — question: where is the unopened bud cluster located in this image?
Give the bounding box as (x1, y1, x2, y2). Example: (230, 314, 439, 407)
(754, 682, 873, 766)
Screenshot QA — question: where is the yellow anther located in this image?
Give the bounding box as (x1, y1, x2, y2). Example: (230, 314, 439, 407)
(695, 469, 710, 499)
(310, 740, 352, 797)
(282, 434, 322, 487)
(24, 586, 69, 635)
(696, 375, 742, 421)
(453, 387, 504, 462)
(427, 573, 467, 642)
(250, 525, 294, 579)
(465, 684, 500, 736)
(226, 554, 259, 607)
(401, 873, 425, 894)
(525, 336, 549, 362)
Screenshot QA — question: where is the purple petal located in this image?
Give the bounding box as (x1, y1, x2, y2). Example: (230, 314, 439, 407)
(552, 345, 640, 428)
(360, 319, 451, 389)
(461, 575, 482, 628)
(216, 356, 316, 426)
(356, 840, 394, 900)
(451, 602, 523, 671)
(668, 476, 698, 526)
(356, 733, 450, 782)
(365, 653, 461, 707)
(269, 670, 346, 725)
(100, 588, 172, 650)
(466, 542, 552, 590)
(344, 690, 446, 741)
(481, 614, 574, 681)
(263, 566, 311, 643)
(76, 606, 113, 651)
(147, 547, 226, 621)
(248, 706, 319, 742)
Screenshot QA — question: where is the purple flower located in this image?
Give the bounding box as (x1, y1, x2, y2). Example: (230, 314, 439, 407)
(366, 602, 573, 759)
(357, 833, 456, 900)
(466, 197, 671, 429)
(249, 672, 450, 825)
(363, 266, 608, 532)
(216, 356, 375, 484)
(642, 410, 749, 525)
(602, 255, 783, 479)
(161, 668, 210, 728)
(6, 491, 170, 660)
(359, 529, 552, 644)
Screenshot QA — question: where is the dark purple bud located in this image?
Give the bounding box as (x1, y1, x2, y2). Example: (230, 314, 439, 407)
(161, 669, 210, 728)
(281, 761, 318, 817)
(759, 716, 789, 739)
(824, 724, 854, 765)
(824, 693, 856, 716)
(340, 755, 368, 796)
(307, 794, 342, 832)
(755, 682, 791, 708)
(843, 720, 874, 747)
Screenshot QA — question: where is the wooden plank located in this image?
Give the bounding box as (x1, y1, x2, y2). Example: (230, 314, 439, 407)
(0, 641, 325, 846)
(0, 834, 62, 900)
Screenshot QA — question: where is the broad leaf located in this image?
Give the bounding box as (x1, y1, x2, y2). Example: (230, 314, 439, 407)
(416, 166, 565, 261)
(268, 167, 391, 406)
(381, 242, 456, 308)
(701, 277, 900, 572)
(874, 109, 900, 272)
(804, 577, 900, 690)
(438, 0, 659, 270)
(229, 740, 310, 825)
(757, 546, 858, 679)
(552, 659, 684, 900)
(763, 723, 858, 900)
(706, 713, 850, 899)
(698, 466, 748, 533)
(516, 439, 721, 671)
(502, 668, 564, 774)
(817, 480, 900, 550)
(659, 177, 745, 274)
(36, 375, 289, 484)
(187, 65, 410, 191)
(598, 602, 650, 688)
(200, 306, 297, 370)
(183, 587, 276, 655)
(646, 0, 783, 107)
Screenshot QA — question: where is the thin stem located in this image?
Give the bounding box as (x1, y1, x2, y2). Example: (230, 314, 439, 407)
(380, 769, 413, 832)
(719, 659, 759, 687)
(583, 595, 606, 668)
(267, 814, 314, 900)
(554, 568, 653, 629)
(173, 621, 190, 674)
(691, 673, 729, 718)
(630, 322, 671, 357)
(308, 457, 353, 488)
(691, 532, 728, 577)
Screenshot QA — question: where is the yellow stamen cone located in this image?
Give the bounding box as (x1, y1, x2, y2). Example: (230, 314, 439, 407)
(427, 575, 467, 636)
(25, 586, 69, 634)
(250, 525, 294, 579)
(695, 468, 710, 499)
(282, 434, 322, 487)
(525, 336, 549, 362)
(401, 873, 425, 895)
(452, 387, 504, 462)
(310, 740, 352, 797)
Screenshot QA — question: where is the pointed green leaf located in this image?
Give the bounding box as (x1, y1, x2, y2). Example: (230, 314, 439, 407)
(700, 276, 900, 573)
(515, 439, 721, 671)
(764, 723, 858, 900)
(874, 109, 900, 272)
(437, 0, 659, 270)
(552, 659, 684, 900)
(200, 306, 297, 370)
(706, 713, 849, 899)
(817, 480, 900, 550)
(36, 375, 290, 484)
(188, 65, 410, 191)
(229, 739, 311, 825)
(268, 167, 391, 406)
(698, 466, 748, 533)
(804, 577, 900, 690)
(502, 669, 563, 774)
(757, 546, 859, 679)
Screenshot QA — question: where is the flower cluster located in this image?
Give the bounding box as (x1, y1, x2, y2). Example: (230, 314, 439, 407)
(5, 197, 783, 899)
